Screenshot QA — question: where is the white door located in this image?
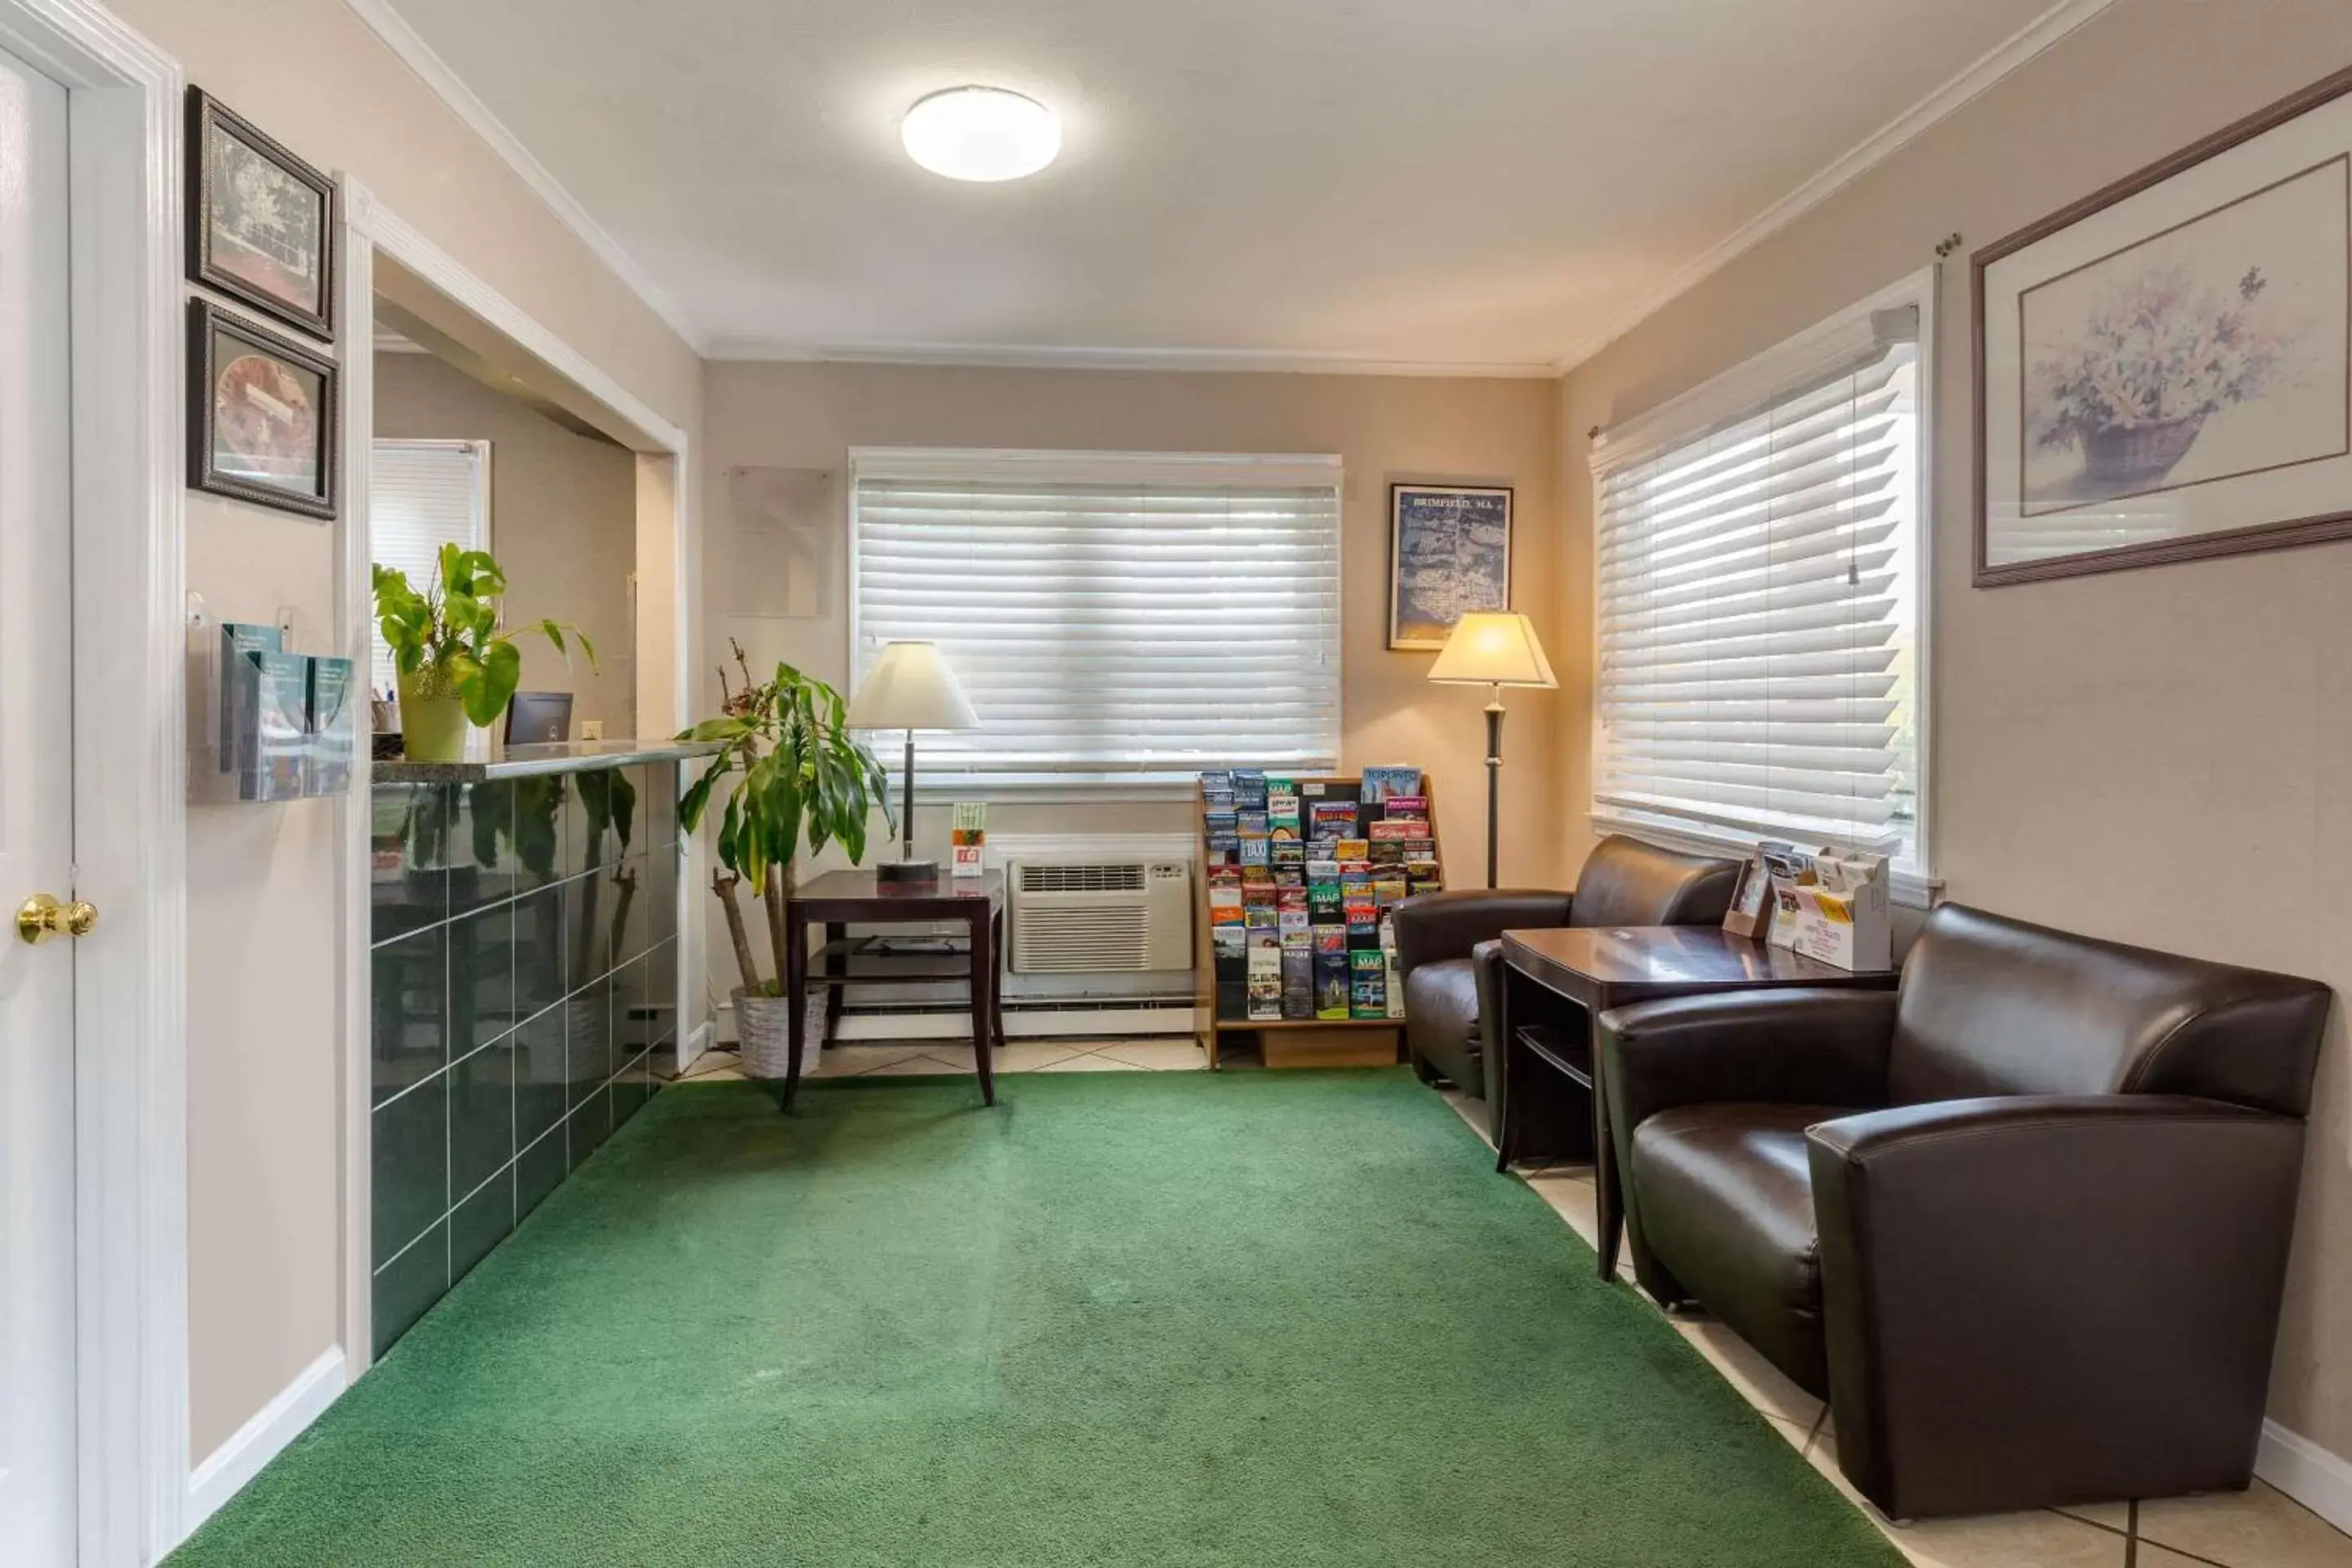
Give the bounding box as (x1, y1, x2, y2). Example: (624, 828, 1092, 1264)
(0, 42, 80, 1568)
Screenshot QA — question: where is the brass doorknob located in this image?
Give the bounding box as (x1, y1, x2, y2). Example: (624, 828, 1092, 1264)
(17, 893, 97, 945)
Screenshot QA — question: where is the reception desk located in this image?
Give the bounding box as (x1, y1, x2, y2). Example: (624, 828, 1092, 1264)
(367, 740, 715, 1354)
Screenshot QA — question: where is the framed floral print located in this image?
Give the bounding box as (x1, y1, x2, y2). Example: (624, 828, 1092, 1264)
(189, 301, 340, 520)
(1975, 65, 2352, 586)
(187, 87, 336, 342)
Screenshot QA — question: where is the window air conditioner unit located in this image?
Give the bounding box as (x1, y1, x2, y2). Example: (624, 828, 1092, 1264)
(1009, 856, 1192, 975)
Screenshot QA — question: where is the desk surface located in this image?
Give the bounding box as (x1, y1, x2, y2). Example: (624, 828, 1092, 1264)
(791, 868, 1005, 909)
(1501, 924, 1895, 991)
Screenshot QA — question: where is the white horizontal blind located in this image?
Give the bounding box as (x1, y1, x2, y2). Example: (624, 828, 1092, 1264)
(1592, 327, 1922, 861)
(851, 450, 1343, 779)
(370, 439, 488, 694)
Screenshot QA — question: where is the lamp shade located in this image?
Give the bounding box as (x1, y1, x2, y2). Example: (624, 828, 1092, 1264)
(1426, 612, 1558, 688)
(844, 640, 981, 731)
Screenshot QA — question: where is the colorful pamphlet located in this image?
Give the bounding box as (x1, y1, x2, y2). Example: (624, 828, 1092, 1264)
(951, 801, 987, 876)
(1349, 951, 1388, 1018)
(1248, 946, 1284, 1021)
(304, 657, 355, 798)
(1313, 929, 1351, 1019)
(1360, 766, 1423, 804)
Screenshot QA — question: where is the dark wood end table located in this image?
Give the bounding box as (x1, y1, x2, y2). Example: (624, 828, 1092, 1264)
(1496, 924, 1899, 1278)
(782, 869, 1007, 1111)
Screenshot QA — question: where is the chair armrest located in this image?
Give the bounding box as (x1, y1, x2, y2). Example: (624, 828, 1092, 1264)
(1391, 889, 1572, 973)
(1597, 988, 1899, 1141)
(1471, 940, 1508, 1107)
(1806, 1095, 2305, 1518)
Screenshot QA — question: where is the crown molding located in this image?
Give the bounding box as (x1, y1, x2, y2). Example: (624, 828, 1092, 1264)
(1550, 0, 2117, 375)
(340, 0, 709, 355)
(705, 336, 1561, 379)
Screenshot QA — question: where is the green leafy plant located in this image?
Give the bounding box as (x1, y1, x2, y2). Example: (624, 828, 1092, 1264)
(372, 544, 596, 727)
(677, 639, 893, 997)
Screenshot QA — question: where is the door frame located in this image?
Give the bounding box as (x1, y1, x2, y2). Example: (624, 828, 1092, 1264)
(0, 0, 189, 1561)
(336, 180, 699, 1373)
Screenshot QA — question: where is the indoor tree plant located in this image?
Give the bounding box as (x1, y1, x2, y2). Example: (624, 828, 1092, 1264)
(677, 639, 893, 1075)
(373, 544, 596, 762)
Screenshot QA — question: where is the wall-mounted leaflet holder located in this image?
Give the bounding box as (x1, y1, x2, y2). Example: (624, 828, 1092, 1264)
(185, 595, 355, 803)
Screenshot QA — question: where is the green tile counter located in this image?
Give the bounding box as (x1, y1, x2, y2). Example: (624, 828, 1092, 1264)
(367, 744, 705, 1355)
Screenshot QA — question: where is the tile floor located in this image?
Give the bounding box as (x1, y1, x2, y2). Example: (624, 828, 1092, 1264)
(663, 1044, 2351, 1567)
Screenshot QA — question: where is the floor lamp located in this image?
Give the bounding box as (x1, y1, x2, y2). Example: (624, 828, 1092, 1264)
(1428, 612, 1559, 889)
(844, 640, 981, 882)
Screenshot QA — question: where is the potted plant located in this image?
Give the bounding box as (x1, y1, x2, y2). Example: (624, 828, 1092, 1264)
(677, 640, 893, 1076)
(372, 544, 596, 762)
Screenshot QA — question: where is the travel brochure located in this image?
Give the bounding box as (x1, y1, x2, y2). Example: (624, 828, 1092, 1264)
(1200, 767, 1440, 1023)
(215, 621, 356, 801)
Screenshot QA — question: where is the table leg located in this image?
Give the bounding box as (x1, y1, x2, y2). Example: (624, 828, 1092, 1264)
(782, 902, 808, 1113)
(822, 920, 847, 1049)
(1593, 1026, 1623, 1279)
(970, 909, 997, 1106)
(989, 908, 1007, 1049)
(1494, 1024, 1516, 1174)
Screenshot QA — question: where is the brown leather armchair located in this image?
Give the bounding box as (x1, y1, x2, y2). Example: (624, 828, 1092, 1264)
(1391, 835, 1740, 1133)
(1597, 902, 2331, 1520)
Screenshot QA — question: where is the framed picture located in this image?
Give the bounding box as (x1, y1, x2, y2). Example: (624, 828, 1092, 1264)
(187, 87, 336, 341)
(1975, 65, 2352, 586)
(189, 300, 339, 520)
(1388, 483, 1512, 649)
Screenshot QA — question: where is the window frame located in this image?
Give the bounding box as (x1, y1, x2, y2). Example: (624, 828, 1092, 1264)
(368, 437, 491, 697)
(1586, 269, 1939, 905)
(846, 446, 1347, 800)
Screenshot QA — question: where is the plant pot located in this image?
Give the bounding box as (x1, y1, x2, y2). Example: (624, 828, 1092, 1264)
(396, 673, 472, 764)
(2082, 412, 2207, 489)
(733, 984, 822, 1079)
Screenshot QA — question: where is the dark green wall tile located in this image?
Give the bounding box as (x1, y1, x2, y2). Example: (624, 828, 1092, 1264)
(448, 1036, 515, 1199)
(513, 1003, 568, 1150)
(370, 783, 450, 941)
(370, 925, 446, 1107)
(450, 1166, 514, 1286)
(567, 973, 614, 1107)
(515, 1126, 567, 1223)
(372, 1072, 448, 1269)
(566, 1087, 612, 1173)
(514, 885, 566, 1020)
(372, 1220, 448, 1360)
(449, 902, 516, 1060)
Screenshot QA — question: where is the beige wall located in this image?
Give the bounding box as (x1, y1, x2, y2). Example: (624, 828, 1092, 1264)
(700, 362, 1566, 1000)
(1561, 0, 2352, 1457)
(373, 351, 639, 733)
(104, 0, 703, 1459)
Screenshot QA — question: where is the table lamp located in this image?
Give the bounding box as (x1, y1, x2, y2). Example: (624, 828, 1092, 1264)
(1427, 612, 1558, 888)
(844, 640, 981, 882)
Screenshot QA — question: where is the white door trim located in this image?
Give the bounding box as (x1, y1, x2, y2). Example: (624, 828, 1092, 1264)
(339, 179, 699, 1373)
(0, 0, 188, 1562)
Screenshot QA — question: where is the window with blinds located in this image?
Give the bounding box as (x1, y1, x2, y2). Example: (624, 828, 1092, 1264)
(1591, 300, 1925, 869)
(370, 439, 488, 695)
(849, 449, 1343, 782)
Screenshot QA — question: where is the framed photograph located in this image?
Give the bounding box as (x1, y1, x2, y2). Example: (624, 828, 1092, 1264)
(1388, 483, 1512, 649)
(187, 87, 336, 341)
(1975, 65, 2352, 586)
(189, 300, 339, 520)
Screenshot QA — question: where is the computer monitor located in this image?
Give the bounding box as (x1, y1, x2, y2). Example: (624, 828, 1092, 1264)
(504, 692, 573, 746)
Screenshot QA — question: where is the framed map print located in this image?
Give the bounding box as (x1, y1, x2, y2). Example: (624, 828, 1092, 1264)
(1388, 483, 1512, 649)
(1976, 65, 2352, 585)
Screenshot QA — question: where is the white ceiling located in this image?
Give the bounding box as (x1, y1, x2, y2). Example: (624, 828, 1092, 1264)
(368, 0, 2086, 372)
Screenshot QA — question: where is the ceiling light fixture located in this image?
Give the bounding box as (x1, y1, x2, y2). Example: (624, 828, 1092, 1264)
(901, 86, 1061, 182)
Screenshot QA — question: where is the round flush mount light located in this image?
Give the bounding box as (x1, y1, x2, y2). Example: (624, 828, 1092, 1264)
(901, 86, 1061, 182)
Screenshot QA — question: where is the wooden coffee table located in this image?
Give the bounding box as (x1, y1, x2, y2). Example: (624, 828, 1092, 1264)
(782, 869, 1006, 1110)
(1496, 924, 1899, 1278)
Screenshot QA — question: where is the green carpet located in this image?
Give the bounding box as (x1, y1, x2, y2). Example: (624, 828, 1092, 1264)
(173, 1071, 1900, 1566)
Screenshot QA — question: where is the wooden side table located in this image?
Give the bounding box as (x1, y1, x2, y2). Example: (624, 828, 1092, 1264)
(783, 869, 1007, 1110)
(1496, 924, 1899, 1278)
